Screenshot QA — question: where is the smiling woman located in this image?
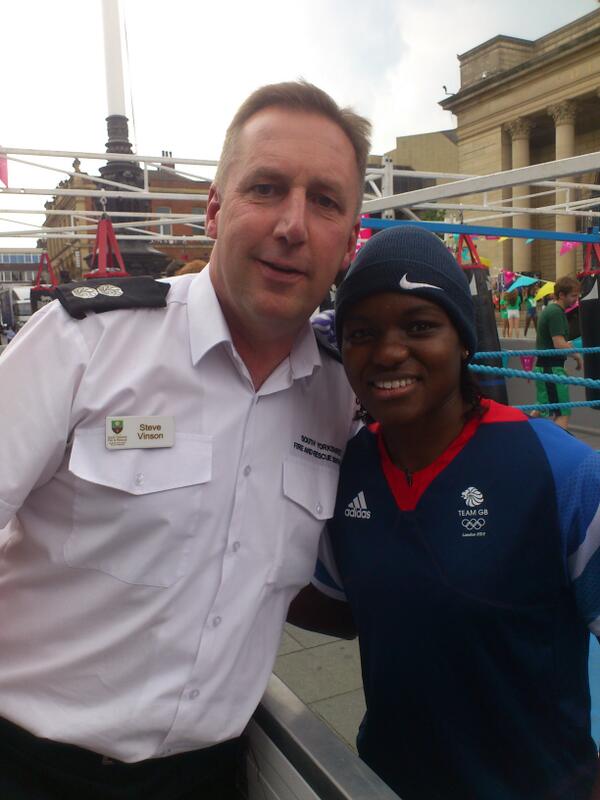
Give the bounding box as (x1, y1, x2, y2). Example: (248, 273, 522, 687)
(289, 226, 600, 800)
(335, 225, 479, 472)
(340, 293, 466, 462)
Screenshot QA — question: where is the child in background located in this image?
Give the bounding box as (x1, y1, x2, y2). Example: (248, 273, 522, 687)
(505, 288, 521, 337)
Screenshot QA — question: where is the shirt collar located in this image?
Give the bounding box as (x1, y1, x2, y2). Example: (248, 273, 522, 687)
(187, 267, 232, 365)
(289, 320, 323, 380)
(187, 265, 323, 380)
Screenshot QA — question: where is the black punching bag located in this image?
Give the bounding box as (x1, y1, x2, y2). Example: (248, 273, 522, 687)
(463, 265, 509, 404)
(579, 271, 600, 405)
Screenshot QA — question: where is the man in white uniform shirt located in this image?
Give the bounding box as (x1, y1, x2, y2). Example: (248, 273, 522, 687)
(0, 81, 370, 799)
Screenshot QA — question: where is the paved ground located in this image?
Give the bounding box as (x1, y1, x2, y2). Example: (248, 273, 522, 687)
(275, 625, 364, 752)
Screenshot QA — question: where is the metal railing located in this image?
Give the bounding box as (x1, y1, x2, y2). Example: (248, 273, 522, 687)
(247, 675, 399, 799)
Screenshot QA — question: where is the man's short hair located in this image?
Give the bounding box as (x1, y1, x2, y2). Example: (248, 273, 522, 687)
(554, 276, 580, 298)
(214, 80, 371, 210)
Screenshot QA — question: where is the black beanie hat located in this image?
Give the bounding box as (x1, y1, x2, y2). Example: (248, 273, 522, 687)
(335, 225, 477, 358)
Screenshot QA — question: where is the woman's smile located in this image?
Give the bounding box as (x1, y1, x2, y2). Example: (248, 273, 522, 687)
(342, 292, 465, 436)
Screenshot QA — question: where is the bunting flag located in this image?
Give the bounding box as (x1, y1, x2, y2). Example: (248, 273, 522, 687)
(508, 275, 539, 291)
(559, 240, 580, 255)
(526, 238, 534, 244)
(0, 149, 7, 187)
(535, 282, 555, 302)
(520, 355, 536, 374)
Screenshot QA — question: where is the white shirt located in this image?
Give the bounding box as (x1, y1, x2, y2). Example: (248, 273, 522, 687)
(0, 268, 355, 762)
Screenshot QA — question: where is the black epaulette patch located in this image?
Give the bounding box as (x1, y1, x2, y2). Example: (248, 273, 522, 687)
(314, 328, 342, 363)
(54, 277, 170, 320)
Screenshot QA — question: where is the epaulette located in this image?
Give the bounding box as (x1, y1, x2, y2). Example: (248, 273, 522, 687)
(55, 277, 170, 320)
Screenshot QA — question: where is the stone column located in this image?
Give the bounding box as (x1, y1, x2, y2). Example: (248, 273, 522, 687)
(548, 100, 577, 279)
(505, 118, 534, 274)
(501, 130, 513, 270)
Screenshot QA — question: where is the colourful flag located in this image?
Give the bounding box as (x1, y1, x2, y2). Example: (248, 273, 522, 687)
(535, 282, 555, 302)
(0, 149, 7, 187)
(559, 240, 580, 255)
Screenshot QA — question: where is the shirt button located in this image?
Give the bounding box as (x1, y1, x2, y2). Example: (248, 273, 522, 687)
(189, 689, 200, 700)
(213, 616, 222, 627)
(135, 473, 144, 486)
(243, 465, 251, 477)
(316, 502, 323, 514)
(232, 541, 241, 552)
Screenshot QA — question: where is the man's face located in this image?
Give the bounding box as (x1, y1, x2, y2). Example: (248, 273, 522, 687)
(207, 107, 361, 341)
(558, 288, 579, 309)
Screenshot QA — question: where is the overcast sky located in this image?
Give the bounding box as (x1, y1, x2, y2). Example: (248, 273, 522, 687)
(1, 0, 597, 247)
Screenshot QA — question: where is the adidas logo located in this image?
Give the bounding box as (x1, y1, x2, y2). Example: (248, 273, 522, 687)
(345, 490, 371, 519)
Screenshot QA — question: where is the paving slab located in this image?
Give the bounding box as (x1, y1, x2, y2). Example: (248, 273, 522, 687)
(309, 688, 366, 751)
(284, 624, 339, 649)
(274, 638, 362, 704)
(277, 629, 306, 656)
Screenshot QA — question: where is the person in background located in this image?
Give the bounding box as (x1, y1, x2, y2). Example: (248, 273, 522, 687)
(3, 325, 16, 344)
(499, 291, 510, 337)
(534, 275, 582, 430)
(0, 80, 370, 800)
(290, 226, 600, 800)
(505, 287, 521, 337)
(523, 283, 538, 336)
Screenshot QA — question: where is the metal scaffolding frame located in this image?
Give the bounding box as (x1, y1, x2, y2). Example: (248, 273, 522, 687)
(1, 146, 599, 244)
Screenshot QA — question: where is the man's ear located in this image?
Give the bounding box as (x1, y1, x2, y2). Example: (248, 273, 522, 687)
(206, 185, 221, 240)
(341, 219, 360, 271)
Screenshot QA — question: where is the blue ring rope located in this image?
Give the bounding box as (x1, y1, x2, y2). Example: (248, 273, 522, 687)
(515, 401, 600, 411)
(473, 347, 600, 358)
(468, 364, 600, 388)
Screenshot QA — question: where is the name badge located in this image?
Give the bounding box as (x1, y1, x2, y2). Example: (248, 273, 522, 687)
(105, 416, 175, 450)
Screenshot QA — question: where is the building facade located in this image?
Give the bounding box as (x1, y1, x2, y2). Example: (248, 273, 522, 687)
(0, 248, 43, 329)
(441, 7, 600, 280)
(42, 159, 211, 280)
(385, 130, 458, 177)
(0, 249, 42, 287)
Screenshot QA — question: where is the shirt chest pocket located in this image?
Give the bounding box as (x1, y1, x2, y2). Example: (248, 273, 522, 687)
(268, 457, 339, 590)
(65, 430, 213, 587)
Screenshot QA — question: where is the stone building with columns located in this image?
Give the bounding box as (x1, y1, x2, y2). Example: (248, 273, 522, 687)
(440, 6, 600, 281)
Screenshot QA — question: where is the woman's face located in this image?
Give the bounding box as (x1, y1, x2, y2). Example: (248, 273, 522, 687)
(341, 292, 465, 433)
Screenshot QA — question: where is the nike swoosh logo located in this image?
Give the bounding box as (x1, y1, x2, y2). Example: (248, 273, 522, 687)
(399, 274, 443, 291)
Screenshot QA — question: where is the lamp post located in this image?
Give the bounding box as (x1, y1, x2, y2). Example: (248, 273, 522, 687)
(95, 0, 167, 277)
